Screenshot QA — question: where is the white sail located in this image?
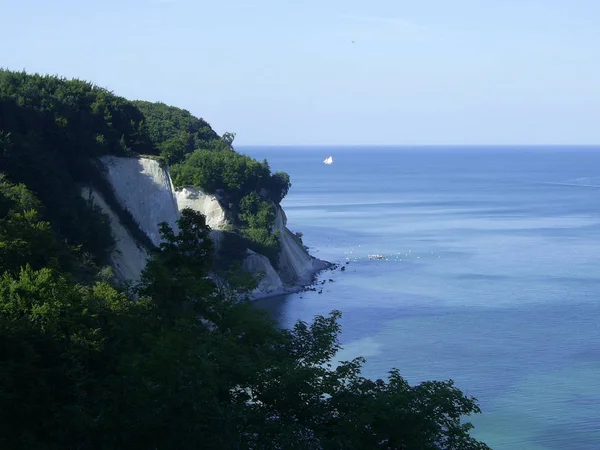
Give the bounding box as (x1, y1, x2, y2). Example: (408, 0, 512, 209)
(323, 156, 333, 165)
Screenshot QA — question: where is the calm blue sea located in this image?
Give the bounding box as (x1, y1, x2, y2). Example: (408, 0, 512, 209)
(242, 146, 600, 450)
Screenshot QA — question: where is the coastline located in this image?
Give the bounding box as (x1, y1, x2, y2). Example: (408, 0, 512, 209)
(249, 256, 332, 301)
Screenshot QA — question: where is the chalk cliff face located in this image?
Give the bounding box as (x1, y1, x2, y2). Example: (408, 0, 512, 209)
(242, 250, 284, 295)
(175, 186, 229, 230)
(82, 186, 150, 282)
(100, 156, 180, 245)
(86, 156, 326, 297)
(275, 207, 323, 286)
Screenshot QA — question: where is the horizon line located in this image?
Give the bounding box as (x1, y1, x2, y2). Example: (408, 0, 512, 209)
(236, 144, 600, 148)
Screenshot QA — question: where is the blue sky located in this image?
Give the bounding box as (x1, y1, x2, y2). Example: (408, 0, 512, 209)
(1, 0, 599, 145)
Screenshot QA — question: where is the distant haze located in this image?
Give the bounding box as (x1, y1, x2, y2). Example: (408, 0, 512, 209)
(1, 0, 599, 145)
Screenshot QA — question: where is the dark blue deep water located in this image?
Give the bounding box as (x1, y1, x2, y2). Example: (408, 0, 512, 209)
(242, 146, 600, 449)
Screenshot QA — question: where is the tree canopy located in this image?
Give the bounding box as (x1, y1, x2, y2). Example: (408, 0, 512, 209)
(131, 100, 221, 164)
(132, 100, 220, 146)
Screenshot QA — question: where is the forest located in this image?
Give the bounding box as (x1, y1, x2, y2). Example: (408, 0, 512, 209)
(0, 70, 490, 449)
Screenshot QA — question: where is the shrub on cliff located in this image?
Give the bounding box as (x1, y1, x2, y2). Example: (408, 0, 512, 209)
(270, 170, 291, 204)
(239, 191, 280, 264)
(169, 149, 291, 207)
(170, 148, 273, 201)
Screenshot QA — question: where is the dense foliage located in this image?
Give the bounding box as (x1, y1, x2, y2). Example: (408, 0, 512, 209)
(131, 100, 221, 164)
(239, 191, 280, 263)
(170, 148, 291, 204)
(0, 179, 490, 449)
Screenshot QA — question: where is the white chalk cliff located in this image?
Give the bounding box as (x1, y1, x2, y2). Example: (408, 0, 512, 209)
(175, 186, 229, 230)
(84, 156, 326, 298)
(242, 250, 284, 295)
(99, 156, 180, 245)
(81, 186, 149, 282)
(274, 207, 327, 286)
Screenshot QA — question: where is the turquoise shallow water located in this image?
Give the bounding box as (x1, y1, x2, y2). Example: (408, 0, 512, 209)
(243, 146, 600, 449)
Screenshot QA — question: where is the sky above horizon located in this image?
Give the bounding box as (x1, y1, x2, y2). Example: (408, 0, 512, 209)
(1, 0, 599, 145)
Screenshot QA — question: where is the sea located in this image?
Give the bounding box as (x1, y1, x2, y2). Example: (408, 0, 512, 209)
(240, 145, 600, 450)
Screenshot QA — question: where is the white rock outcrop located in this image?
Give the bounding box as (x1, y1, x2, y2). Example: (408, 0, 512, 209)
(99, 156, 180, 246)
(175, 186, 229, 230)
(242, 249, 284, 296)
(275, 207, 323, 286)
(81, 187, 149, 282)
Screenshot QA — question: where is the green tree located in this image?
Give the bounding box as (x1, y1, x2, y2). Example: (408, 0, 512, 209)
(158, 132, 195, 165)
(0, 265, 153, 449)
(0, 209, 61, 275)
(235, 310, 491, 449)
(239, 192, 275, 229)
(238, 192, 280, 265)
(269, 170, 292, 204)
(222, 131, 236, 149)
(170, 148, 286, 205)
(0, 177, 80, 276)
(132, 100, 220, 160)
(137, 208, 216, 316)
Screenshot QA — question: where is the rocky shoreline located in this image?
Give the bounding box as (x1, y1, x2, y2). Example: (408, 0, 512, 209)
(249, 257, 355, 300)
(249, 256, 332, 300)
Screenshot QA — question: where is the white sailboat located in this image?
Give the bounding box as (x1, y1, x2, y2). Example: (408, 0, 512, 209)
(323, 155, 333, 165)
